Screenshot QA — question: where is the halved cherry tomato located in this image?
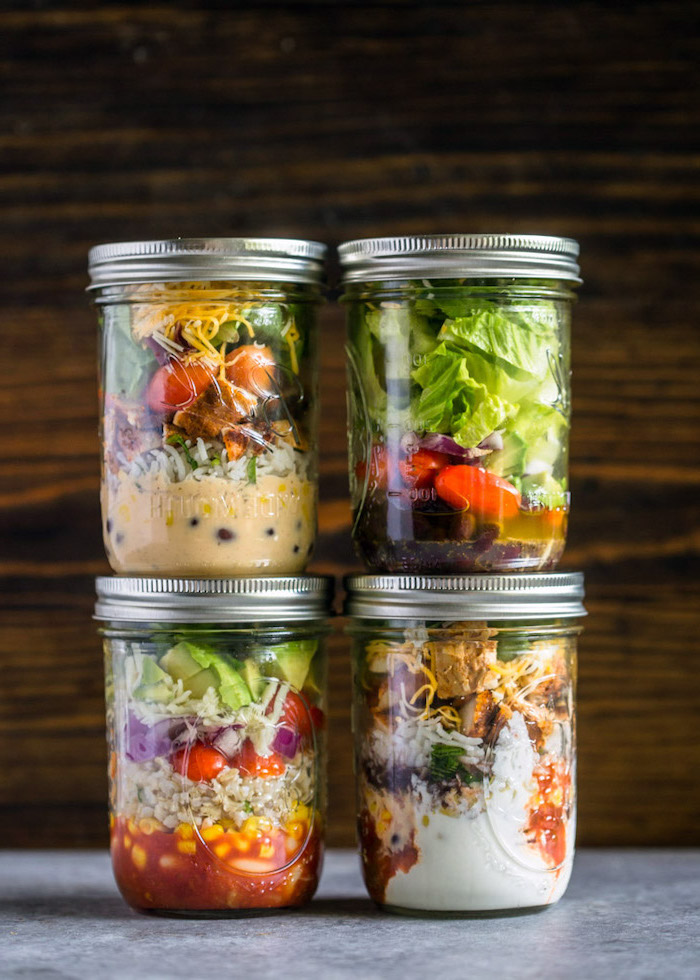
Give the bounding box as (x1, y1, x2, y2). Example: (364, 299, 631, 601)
(355, 445, 390, 490)
(280, 691, 313, 740)
(231, 739, 286, 778)
(147, 359, 215, 413)
(226, 345, 277, 396)
(309, 706, 326, 731)
(399, 449, 449, 489)
(171, 743, 229, 782)
(434, 465, 521, 519)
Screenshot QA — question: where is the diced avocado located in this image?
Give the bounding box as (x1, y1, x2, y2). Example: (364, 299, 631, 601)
(302, 657, 324, 698)
(133, 680, 172, 703)
(262, 640, 317, 691)
(133, 656, 172, 702)
(488, 431, 527, 479)
(160, 640, 252, 709)
(240, 659, 267, 700)
(521, 472, 568, 509)
(184, 667, 220, 699)
(217, 662, 253, 710)
(159, 642, 205, 682)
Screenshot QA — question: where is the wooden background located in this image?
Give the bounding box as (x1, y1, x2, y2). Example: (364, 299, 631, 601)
(1, 1, 699, 849)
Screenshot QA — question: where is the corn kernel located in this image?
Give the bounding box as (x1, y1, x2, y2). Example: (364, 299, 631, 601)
(278, 483, 287, 493)
(287, 821, 305, 842)
(127, 820, 138, 836)
(159, 854, 179, 870)
(286, 836, 300, 856)
(202, 824, 224, 842)
(292, 804, 311, 823)
(176, 823, 194, 840)
(229, 832, 250, 854)
(214, 842, 231, 859)
(422, 815, 430, 828)
(242, 817, 260, 838)
(109, 814, 115, 830)
(123, 835, 132, 849)
(131, 845, 147, 870)
(177, 840, 197, 855)
(220, 818, 236, 830)
(259, 843, 275, 859)
(202, 503, 212, 516)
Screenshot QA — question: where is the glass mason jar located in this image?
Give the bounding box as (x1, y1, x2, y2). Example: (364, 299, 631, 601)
(345, 572, 585, 915)
(89, 238, 326, 576)
(95, 575, 333, 915)
(339, 235, 581, 573)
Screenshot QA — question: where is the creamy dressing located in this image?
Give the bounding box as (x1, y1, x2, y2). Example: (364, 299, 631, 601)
(103, 470, 316, 575)
(384, 806, 573, 912)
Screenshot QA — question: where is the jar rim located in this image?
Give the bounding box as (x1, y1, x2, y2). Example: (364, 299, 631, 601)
(94, 575, 335, 623)
(338, 233, 582, 284)
(87, 238, 328, 289)
(343, 572, 585, 620)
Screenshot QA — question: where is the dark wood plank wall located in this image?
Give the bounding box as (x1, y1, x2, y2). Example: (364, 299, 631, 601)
(1, 2, 698, 848)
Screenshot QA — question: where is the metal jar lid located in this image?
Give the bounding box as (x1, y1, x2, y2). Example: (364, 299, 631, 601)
(344, 572, 585, 620)
(94, 576, 335, 624)
(87, 238, 328, 289)
(338, 234, 581, 284)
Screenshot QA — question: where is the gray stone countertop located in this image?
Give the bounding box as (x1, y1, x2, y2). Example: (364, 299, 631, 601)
(1, 849, 698, 979)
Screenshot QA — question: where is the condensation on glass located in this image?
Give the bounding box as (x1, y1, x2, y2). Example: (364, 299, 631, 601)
(95, 576, 333, 915)
(339, 235, 581, 573)
(344, 572, 585, 915)
(89, 239, 326, 576)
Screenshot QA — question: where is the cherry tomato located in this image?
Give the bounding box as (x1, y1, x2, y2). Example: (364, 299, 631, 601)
(309, 706, 326, 731)
(231, 739, 286, 778)
(434, 465, 521, 519)
(147, 359, 215, 413)
(399, 449, 449, 489)
(171, 743, 229, 782)
(280, 691, 313, 740)
(355, 445, 390, 490)
(226, 345, 277, 396)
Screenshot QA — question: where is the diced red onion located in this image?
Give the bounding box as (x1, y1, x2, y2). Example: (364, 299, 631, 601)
(416, 432, 490, 459)
(272, 726, 302, 759)
(478, 430, 504, 452)
(143, 336, 171, 366)
(124, 715, 178, 762)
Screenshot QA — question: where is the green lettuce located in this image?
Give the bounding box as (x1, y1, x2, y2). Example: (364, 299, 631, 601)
(439, 309, 554, 380)
(411, 343, 516, 446)
(103, 306, 156, 400)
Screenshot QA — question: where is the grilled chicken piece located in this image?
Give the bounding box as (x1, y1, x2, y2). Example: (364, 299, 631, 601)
(173, 377, 258, 440)
(429, 636, 499, 699)
(222, 426, 249, 462)
(459, 691, 500, 739)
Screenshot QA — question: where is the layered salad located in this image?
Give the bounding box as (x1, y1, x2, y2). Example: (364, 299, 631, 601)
(106, 631, 326, 912)
(352, 623, 575, 912)
(100, 282, 318, 575)
(346, 285, 571, 571)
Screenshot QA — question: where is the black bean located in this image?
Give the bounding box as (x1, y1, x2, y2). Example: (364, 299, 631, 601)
(189, 517, 199, 527)
(116, 533, 124, 544)
(390, 833, 401, 846)
(296, 520, 302, 531)
(217, 528, 235, 541)
(106, 519, 113, 533)
(293, 544, 300, 553)
(265, 528, 275, 536)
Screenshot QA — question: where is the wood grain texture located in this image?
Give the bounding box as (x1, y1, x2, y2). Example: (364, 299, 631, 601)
(1, 1, 699, 848)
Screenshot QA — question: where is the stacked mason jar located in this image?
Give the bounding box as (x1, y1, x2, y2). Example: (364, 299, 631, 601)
(89, 240, 335, 914)
(338, 236, 586, 914)
(89, 235, 586, 917)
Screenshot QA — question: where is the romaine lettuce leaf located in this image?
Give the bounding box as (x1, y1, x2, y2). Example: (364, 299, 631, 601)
(412, 343, 516, 446)
(439, 306, 557, 380)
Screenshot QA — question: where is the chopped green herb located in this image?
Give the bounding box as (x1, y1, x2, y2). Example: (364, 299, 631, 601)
(429, 743, 480, 784)
(242, 801, 253, 814)
(166, 434, 199, 471)
(247, 456, 257, 484)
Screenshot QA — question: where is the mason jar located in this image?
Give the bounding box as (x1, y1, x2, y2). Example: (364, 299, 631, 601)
(344, 572, 585, 915)
(89, 238, 326, 576)
(339, 235, 581, 573)
(95, 575, 333, 915)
